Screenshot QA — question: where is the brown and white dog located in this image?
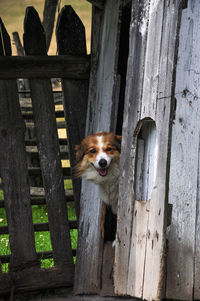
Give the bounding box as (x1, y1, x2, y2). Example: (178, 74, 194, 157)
(75, 132, 122, 214)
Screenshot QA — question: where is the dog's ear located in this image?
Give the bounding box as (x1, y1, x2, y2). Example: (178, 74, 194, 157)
(75, 144, 85, 162)
(116, 135, 122, 143)
(115, 135, 122, 152)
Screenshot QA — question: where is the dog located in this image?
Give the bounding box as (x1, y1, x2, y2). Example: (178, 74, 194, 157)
(75, 132, 122, 214)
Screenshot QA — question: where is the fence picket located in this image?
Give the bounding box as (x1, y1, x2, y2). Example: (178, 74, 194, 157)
(23, 6, 74, 269)
(56, 5, 88, 218)
(0, 18, 11, 55)
(0, 19, 38, 271)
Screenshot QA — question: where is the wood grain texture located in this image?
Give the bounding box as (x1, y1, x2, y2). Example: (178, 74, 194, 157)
(166, 1, 200, 299)
(100, 242, 115, 296)
(115, 0, 183, 299)
(0, 55, 90, 79)
(74, 0, 122, 294)
(56, 5, 88, 218)
(0, 266, 74, 295)
(23, 6, 73, 269)
(0, 79, 38, 271)
(114, 0, 150, 295)
(142, 1, 183, 300)
(0, 19, 38, 273)
(127, 200, 149, 297)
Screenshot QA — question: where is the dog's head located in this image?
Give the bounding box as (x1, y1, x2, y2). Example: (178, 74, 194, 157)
(75, 132, 122, 183)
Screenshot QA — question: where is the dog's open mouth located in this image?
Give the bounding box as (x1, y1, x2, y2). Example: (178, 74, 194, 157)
(96, 168, 108, 177)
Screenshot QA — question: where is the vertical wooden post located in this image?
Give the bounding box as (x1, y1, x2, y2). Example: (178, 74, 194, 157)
(23, 7, 73, 269)
(114, 0, 184, 300)
(0, 18, 38, 271)
(74, 0, 122, 294)
(56, 5, 88, 219)
(166, 1, 200, 299)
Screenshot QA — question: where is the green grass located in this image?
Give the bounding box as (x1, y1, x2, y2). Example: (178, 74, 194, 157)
(0, 182, 78, 272)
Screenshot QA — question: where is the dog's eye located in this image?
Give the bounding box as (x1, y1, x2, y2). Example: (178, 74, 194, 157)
(106, 147, 112, 152)
(90, 148, 96, 154)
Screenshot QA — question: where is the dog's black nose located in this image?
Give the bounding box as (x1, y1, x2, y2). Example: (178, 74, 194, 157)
(99, 158, 107, 168)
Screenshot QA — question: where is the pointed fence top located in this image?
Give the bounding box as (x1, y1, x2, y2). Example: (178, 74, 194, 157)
(23, 6, 47, 55)
(56, 5, 87, 56)
(0, 18, 11, 56)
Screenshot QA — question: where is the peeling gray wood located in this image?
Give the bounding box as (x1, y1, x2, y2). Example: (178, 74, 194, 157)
(127, 200, 149, 297)
(140, 0, 164, 120)
(114, 0, 150, 295)
(86, 0, 121, 134)
(74, 0, 122, 294)
(166, 1, 200, 299)
(142, 1, 183, 300)
(115, 0, 183, 299)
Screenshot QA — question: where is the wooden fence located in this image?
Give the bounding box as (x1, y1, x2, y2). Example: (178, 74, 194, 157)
(0, 5, 89, 295)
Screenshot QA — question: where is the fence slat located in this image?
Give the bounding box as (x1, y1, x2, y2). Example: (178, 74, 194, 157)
(56, 5, 88, 218)
(0, 19, 38, 272)
(0, 18, 11, 55)
(23, 6, 73, 269)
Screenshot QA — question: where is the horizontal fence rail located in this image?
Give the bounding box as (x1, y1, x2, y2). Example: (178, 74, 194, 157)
(0, 55, 90, 79)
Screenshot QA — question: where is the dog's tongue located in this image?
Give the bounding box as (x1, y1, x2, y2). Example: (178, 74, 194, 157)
(97, 168, 108, 177)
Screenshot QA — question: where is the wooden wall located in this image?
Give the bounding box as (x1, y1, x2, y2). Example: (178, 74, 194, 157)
(114, 0, 184, 300)
(166, 1, 200, 300)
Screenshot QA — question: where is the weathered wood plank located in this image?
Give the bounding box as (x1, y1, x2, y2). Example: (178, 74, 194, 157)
(0, 18, 11, 56)
(0, 220, 77, 235)
(56, 5, 88, 218)
(0, 55, 90, 79)
(166, 2, 200, 299)
(140, 0, 164, 120)
(101, 242, 115, 296)
(115, 0, 183, 299)
(0, 267, 74, 295)
(87, 0, 105, 9)
(195, 150, 200, 300)
(0, 193, 74, 208)
(74, 4, 104, 294)
(0, 19, 38, 276)
(12, 31, 25, 56)
(114, 0, 150, 295)
(0, 249, 77, 264)
(74, 0, 122, 294)
(142, 1, 183, 300)
(127, 200, 149, 297)
(23, 6, 73, 269)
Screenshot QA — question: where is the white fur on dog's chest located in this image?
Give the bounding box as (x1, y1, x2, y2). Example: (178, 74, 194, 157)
(99, 181, 119, 214)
